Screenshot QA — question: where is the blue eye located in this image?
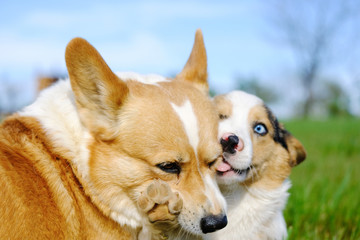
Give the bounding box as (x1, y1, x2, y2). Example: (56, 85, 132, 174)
(254, 123, 267, 136)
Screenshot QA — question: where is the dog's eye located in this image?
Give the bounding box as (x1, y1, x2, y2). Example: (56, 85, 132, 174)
(157, 162, 181, 175)
(253, 123, 268, 136)
(219, 114, 228, 120)
(208, 159, 217, 168)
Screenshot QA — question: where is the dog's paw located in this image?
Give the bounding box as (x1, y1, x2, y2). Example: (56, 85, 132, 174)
(138, 180, 183, 223)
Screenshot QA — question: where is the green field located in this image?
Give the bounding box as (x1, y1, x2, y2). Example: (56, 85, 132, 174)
(283, 118, 360, 239)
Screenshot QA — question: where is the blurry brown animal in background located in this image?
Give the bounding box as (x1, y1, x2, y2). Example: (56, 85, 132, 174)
(37, 76, 59, 93)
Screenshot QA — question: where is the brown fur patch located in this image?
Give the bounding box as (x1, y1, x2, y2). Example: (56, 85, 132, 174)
(244, 105, 306, 189)
(213, 94, 233, 120)
(37, 76, 59, 92)
(0, 115, 133, 239)
(65, 37, 130, 141)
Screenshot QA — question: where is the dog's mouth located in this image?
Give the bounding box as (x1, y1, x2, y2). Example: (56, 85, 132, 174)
(216, 159, 250, 177)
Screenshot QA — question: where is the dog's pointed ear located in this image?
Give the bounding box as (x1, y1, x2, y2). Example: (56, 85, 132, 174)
(65, 37, 129, 140)
(176, 29, 208, 94)
(285, 132, 306, 167)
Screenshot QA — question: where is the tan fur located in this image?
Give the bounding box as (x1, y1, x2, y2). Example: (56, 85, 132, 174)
(206, 92, 307, 240)
(65, 37, 130, 141)
(0, 116, 134, 239)
(243, 105, 306, 189)
(176, 29, 209, 94)
(138, 180, 183, 223)
(37, 76, 59, 92)
(213, 95, 232, 120)
(0, 31, 225, 239)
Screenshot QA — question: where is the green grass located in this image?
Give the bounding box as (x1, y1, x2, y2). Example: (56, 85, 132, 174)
(283, 118, 360, 240)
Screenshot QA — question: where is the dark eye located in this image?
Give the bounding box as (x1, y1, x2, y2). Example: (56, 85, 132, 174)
(157, 162, 181, 174)
(254, 123, 268, 136)
(208, 159, 217, 168)
(219, 114, 228, 120)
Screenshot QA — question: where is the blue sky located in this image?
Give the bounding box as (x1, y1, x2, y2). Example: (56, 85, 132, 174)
(0, 0, 359, 117)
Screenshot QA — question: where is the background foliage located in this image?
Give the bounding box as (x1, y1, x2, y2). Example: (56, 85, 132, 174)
(284, 118, 360, 239)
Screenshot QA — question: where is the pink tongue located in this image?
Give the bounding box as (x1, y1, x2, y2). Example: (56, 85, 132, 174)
(216, 161, 232, 172)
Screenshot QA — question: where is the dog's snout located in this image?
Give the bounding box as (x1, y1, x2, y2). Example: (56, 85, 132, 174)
(200, 214, 228, 234)
(221, 134, 242, 154)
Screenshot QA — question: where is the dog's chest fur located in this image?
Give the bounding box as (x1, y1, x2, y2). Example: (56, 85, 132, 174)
(205, 182, 290, 240)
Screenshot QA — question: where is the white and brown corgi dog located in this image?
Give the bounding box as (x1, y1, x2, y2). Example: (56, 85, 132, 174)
(206, 90, 306, 240)
(0, 30, 227, 240)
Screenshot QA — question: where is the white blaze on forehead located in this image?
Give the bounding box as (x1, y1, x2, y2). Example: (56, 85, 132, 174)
(116, 72, 169, 85)
(171, 100, 199, 154)
(172, 100, 227, 217)
(219, 91, 263, 137)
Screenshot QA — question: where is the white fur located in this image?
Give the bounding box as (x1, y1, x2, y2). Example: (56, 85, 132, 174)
(204, 174, 227, 214)
(205, 181, 290, 240)
(20, 80, 92, 181)
(217, 91, 263, 185)
(18, 75, 160, 230)
(171, 100, 227, 237)
(116, 71, 169, 85)
(209, 90, 291, 240)
(171, 100, 199, 154)
(171, 99, 203, 234)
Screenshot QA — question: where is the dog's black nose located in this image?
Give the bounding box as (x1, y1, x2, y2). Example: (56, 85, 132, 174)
(200, 214, 227, 234)
(220, 135, 239, 154)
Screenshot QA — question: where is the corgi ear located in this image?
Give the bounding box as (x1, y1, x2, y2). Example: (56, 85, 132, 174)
(176, 29, 208, 94)
(65, 37, 129, 140)
(285, 133, 306, 167)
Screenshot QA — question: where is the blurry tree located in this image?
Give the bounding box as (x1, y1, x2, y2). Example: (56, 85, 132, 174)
(235, 76, 278, 104)
(320, 80, 352, 117)
(266, 0, 360, 117)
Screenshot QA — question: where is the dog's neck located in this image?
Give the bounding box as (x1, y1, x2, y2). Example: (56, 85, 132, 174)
(205, 180, 291, 240)
(220, 179, 291, 211)
(20, 80, 91, 180)
(19, 79, 144, 230)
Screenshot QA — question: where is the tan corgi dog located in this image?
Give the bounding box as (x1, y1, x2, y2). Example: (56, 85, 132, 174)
(203, 90, 306, 240)
(0, 30, 227, 240)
